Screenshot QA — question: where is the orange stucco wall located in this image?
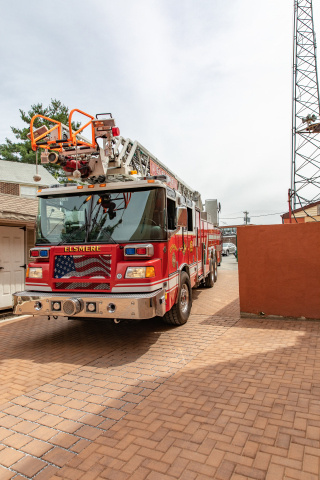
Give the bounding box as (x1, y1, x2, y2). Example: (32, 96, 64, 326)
(283, 217, 305, 224)
(238, 223, 320, 319)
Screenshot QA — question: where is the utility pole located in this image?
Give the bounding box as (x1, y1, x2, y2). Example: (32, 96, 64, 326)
(243, 211, 249, 225)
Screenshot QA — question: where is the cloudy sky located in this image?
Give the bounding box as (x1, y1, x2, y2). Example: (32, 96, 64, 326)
(1, 0, 319, 225)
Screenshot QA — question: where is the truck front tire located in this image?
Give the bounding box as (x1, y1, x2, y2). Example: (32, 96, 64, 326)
(163, 271, 192, 326)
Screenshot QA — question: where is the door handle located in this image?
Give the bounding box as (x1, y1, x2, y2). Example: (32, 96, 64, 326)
(20, 264, 26, 269)
(0, 267, 3, 270)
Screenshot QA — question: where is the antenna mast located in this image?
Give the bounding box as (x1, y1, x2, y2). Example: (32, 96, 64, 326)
(291, 0, 320, 209)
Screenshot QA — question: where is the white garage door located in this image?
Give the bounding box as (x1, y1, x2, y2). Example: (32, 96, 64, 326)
(0, 226, 25, 309)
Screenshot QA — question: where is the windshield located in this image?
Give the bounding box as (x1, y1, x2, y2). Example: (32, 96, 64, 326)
(36, 187, 166, 245)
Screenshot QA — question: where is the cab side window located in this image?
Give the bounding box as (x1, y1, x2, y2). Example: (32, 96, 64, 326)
(167, 198, 176, 230)
(187, 207, 193, 232)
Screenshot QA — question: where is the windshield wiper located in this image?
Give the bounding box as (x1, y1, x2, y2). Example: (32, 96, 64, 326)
(57, 224, 87, 245)
(88, 217, 117, 244)
(57, 218, 117, 245)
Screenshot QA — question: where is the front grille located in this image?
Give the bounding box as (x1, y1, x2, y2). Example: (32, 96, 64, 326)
(54, 254, 111, 279)
(56, 282, 110, 290)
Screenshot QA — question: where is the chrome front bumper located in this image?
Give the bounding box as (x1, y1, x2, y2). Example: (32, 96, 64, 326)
(13, 289, 166, 320)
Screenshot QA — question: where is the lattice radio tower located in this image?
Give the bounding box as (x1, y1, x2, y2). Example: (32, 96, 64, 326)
(291, 0, 320, 209)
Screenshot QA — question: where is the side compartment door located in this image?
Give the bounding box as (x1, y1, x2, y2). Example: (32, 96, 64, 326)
(195, 210, 202, 277)
(201, 220, 208, 277)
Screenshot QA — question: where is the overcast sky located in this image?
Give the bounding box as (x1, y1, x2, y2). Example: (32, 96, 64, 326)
(1, 0, 319, 225)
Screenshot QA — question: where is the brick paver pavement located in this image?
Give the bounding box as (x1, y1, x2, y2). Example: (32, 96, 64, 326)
(0, 257, 319, 480)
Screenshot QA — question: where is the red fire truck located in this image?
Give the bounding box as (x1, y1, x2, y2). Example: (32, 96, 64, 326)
(13, 110, 222, 325)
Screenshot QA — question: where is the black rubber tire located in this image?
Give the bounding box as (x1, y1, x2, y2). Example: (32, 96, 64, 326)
(163, 272, 192, 325)
(205, 260, 215, 288)
(213, 256, 218, 282)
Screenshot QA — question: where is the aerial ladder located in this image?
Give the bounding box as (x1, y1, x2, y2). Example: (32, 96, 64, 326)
(30, 109, 202, 207)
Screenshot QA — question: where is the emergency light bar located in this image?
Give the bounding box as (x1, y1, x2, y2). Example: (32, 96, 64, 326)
(139, 175, 168, 182)
(124, 244, 154, 258)
(30, 248, 50, 259)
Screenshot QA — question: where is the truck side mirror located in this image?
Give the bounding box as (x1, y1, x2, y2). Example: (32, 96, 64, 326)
(177, 207, 187, 227)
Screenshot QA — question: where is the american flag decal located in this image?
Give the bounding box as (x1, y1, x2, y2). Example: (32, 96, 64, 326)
(54, 255, 111, 279)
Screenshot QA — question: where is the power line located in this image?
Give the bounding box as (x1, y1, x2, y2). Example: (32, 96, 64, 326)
(220, 212, 285, 220)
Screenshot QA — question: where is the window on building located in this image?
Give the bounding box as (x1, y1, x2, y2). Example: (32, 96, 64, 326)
(20, 185, 38, 199)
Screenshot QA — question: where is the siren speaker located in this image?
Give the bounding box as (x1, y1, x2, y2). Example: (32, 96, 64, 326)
(48, 152, 59, 163)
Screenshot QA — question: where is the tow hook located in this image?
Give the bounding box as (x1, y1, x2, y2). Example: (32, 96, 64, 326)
(47, 316, 50, 321)
(114, 318, 120, 324)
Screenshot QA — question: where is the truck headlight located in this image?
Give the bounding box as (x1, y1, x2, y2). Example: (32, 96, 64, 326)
(125, 267, 155, 278)
(28, 267, 43, 278)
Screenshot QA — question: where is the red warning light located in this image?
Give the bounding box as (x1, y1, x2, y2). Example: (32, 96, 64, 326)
(136, 248, 147, 255)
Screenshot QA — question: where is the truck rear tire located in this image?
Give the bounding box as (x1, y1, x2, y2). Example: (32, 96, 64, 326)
(163, 272, 192, 325)
(205, 260, 215, 288)
(213, 256, 218, 282)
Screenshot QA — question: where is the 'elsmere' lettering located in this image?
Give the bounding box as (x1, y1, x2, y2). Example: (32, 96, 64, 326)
(64, 246, 101, 252)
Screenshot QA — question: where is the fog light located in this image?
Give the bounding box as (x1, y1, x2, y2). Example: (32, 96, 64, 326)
(107, 303, 116, 313)
(52, 301, 61, 311)
(86, 302, 96, 312)
(34, 301, 42, 311)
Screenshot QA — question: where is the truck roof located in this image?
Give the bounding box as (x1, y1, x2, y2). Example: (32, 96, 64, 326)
(37, 179, 167, 196)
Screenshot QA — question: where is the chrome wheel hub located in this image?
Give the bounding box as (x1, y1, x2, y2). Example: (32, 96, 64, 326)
(180, 283, 189, 314)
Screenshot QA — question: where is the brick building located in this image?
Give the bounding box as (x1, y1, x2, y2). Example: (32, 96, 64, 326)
(0, 160, 56, 309)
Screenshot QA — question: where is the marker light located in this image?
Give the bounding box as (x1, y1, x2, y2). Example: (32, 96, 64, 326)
(88, 185, 95, 188)
(31, 250, 39, 257)
(136, 248, 147, 255)
(146, 267, 156, 278)
(125, 248, 136, 255)
(100, 184, 106, 187)
(77, 186, 84, 189)
(112, 127, 120, 136)
(39, 250, 48, 257)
